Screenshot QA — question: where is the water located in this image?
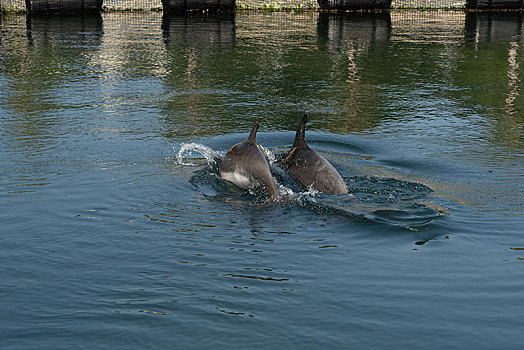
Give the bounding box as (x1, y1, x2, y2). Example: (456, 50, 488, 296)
(1, 10, 523, 349)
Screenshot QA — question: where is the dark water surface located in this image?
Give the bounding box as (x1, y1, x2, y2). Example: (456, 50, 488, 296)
(1, 10, 523, 349)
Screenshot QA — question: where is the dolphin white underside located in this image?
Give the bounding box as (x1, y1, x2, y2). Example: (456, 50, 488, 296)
(221, 170, 258, 190)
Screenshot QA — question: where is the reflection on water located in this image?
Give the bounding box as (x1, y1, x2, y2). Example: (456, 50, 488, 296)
(316, 13, 391, 133)
(4, 14, 103, 114)
(160, 13, 236, 138)
(1, 10, 522, 210)
(317, 12, 391, 44)
(1, 14, 104, 193)
(161, 13, 236, 46)
(460, 12, 524, 150)
(465, 12, 523, 42)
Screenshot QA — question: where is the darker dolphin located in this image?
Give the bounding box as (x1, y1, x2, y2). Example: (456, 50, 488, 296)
(283, 114, 348, 194)
(219, 123, 280, 200)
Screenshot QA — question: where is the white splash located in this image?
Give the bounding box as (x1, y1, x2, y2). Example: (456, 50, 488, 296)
(275, 183, 321, 204)
(259, 145, 277, 165)
(176, 143, 220, 166)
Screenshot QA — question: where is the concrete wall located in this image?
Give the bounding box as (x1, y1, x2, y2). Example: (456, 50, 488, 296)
(162, 0, 235, 11)
(465, 0, 523, 8)
(317, 0, 392, 9)
(4, 0, 524, 16)
(1, 0, 470, 11)
(27, 0, 103, 12)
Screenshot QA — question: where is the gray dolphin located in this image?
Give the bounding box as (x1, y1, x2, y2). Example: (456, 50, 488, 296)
(220, 123, 280, 200)
(283, 114, 348, 194)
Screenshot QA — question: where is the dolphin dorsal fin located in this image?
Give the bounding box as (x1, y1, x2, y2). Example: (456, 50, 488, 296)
(247, 122, 259, 144)
(293, 113, 308, 148)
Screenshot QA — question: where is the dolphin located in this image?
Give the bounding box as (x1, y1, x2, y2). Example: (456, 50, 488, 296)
(219, 123, 280, 200)
(283, 113, 348, 194)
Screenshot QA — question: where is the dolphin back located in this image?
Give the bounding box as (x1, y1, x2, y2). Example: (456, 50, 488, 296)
(284, 114, 348, 194)
(284, 147, 348, 194)
(220, 123, 280, 200)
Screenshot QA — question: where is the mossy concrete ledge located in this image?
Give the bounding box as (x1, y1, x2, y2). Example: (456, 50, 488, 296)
(318, 0, 392, 10)
(162, 0, 235, 12)
(26, 0, 103, 13)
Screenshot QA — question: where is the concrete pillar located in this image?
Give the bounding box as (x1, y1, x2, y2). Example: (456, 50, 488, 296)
(162, 0, 235, 12)
(317, 0, 392, 10)
(466, 0, 523, 9)
(27, 0, 103, 13)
